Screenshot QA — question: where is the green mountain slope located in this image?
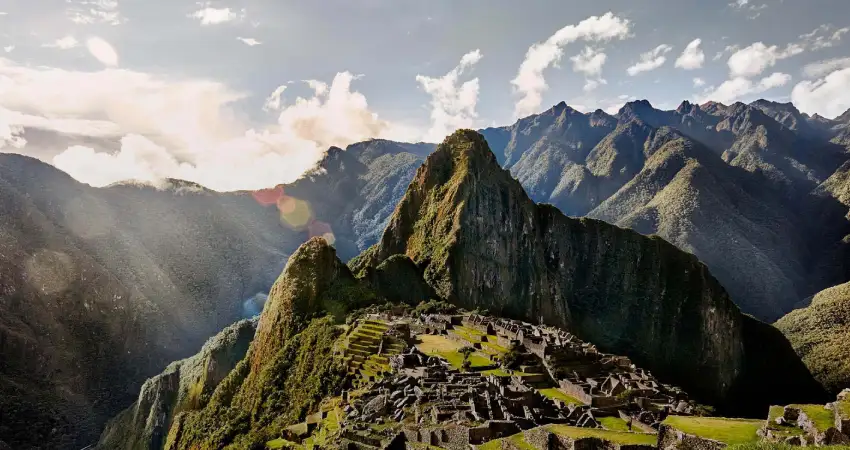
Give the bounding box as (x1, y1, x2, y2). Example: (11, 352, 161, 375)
(775, 282, 850, 393)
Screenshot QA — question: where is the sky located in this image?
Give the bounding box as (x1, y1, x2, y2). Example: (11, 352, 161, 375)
(1, 0, 850, 191)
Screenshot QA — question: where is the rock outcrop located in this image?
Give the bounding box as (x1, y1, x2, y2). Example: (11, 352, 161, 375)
(354, 129, 827, 415)
(96, 318, 258, 450)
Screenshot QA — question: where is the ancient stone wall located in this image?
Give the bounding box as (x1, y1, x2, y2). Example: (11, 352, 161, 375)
(658, 424, 726, 450)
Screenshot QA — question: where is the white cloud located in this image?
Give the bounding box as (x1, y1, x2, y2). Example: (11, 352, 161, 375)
(263, 85, 288, 111)
(0, 109, 27, 150)
(237, 37, 262, 46)
(727, 42, 802, 78)
(693, 77, 706, 87)
(511, 12, 631, 118)
(570, 46, 609, 91)
(800, 24, 850, 50)
(0, 58, 418, 190)
(714, 44, 740, 61)
(67, 0, 124, 25)
(189, 3, 245, 25)
(3, 46, 13, 53)
(803, 57, 850, 79)
(86, 37, 118, 66)
(675, 39, 705, 70)
(43, 36, 79, 50)
(416, 49, 482, 142)
(792, 67, 850, 119)
(626, 44, 672, 76)
(696, 72, 791, 104)
(730, 0, 768, 18)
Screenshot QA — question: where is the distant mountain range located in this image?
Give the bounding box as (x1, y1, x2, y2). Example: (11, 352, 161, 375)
(2, 98, 850, 448)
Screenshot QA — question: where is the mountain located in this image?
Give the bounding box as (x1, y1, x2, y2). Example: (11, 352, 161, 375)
(775, 282, 850, 394)
(282, 139, 435, 259)
(0, 154, 301, 449)
(96, 318, 258, 450)
(0, 138, 435, 448)
(351, 129, 827, 415)
(160, 237, 370, 450)
(353, 99, 850, 322)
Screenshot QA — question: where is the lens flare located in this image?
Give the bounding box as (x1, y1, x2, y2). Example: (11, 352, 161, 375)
(279, 198, 312, 229)
(251, 185, 284, 206)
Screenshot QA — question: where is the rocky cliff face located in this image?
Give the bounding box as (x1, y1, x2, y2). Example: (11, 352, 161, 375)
(96, 318, 257, 450)
(776, 282, 850, 394)
(355, 129, 827, 415)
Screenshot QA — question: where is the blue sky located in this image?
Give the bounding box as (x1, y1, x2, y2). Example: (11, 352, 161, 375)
(1, 0, 849, 190)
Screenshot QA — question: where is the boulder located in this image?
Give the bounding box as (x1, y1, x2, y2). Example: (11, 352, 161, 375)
(783, 406, 801, 423)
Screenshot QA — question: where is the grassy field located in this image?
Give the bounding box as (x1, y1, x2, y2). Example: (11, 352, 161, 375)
(790, 404, 835, 432)
(416, 334, 495, 370)
(537, 388, 586, 405)
(546, 424, 657, 445)
(663, 416, 762, 445)
(598, 416, 632, 432)
(478, 433, 536, 450)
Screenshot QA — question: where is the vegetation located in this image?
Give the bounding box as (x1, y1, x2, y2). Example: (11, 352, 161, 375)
(546, 424, 657, 445)
(775, 281, 850, 393)
(730, 444, 850, 450)
(412, 299, 459, 316)
(662, 416, 762, 445)
(416, 335, 494, 370)
(598, 416, 631, 432)
(537, 388, 585, 405)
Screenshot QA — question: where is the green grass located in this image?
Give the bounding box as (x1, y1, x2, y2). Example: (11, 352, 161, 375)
(839, 398, 850, 417)
(417, 334, 494, 370)
(662, 416, 762, 445)
(478, 433, 537, 450)
(546, 424, 657, 445)
(791, 404, 835, 432)
(730, 444, 850, 450)
(766, 406, 805, 437)
(266, 438, 301, 449)
(537, 388, 586, 405)
(598, 416, 631, 432)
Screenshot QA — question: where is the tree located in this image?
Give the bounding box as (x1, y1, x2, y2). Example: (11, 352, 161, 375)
(459, 346, 475, 372)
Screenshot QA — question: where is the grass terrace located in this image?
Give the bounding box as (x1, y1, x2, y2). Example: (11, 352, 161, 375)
(537, 388, 586, 405)
(546, 424, 657, 445)
(598, 416, 631, 432)
(416, 334, 495, 370)
(766, 406, 806, 438)
(477, 433, 537, 450)
(663, 416, 762, 445)
(790, 404, 835, 432)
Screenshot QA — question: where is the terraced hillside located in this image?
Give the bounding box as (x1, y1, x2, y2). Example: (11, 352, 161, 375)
(342, 319, 405, 382)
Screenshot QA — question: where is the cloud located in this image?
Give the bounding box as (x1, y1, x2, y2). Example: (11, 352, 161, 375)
(43, 36, 79, 50)
(0, 57, 418, 190)
(190, 3, 245, 25)
(570, 46, 609, 91)
(511, 12, 631, 118)
(693, 77, 706, 87)
(803, 57, 850, 79)
(792, 67, 850, 119)
(86, 37, 118, 66)
(416, 49, 482, 142)
(626, 44, 672, 76)
(675, 39, 705, 70)
(696, 72, 791, 104)
(237, 37, 262, 46)
(0, 110, 27, 150)
(799, 24, 850, 50)
(263, 85, 288, 111)
(727, 42, 802, 78)
(714, 44, 740, 61)
(3, 46, 13, 53)
(67, 0, 124, 25)
(730, 0, 768, 18)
